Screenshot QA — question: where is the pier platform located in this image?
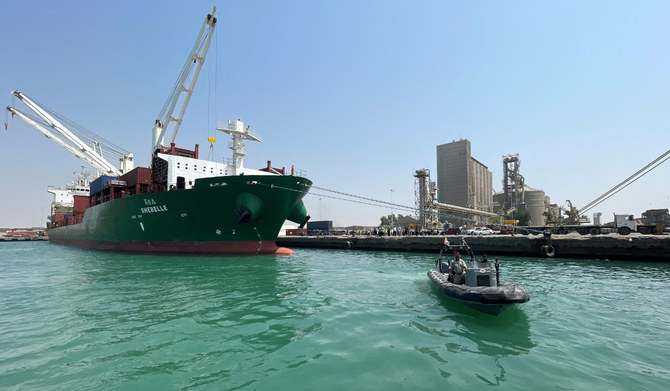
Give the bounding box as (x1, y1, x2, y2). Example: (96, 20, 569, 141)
(0, 236, 48, 242)
(277, 234, 670, 261)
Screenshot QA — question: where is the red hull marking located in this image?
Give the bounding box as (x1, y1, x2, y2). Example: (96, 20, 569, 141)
(49, 238, 295, 255)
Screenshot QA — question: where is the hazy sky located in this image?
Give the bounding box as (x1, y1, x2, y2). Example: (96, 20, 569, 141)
(1, 0, 669, 228)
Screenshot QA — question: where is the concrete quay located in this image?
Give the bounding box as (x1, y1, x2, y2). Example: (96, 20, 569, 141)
(277, 234, 670, 261)
(0, 236, 48, 242)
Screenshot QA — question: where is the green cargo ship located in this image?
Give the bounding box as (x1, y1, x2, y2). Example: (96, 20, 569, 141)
(49, 169, 312, 255)
(8, 8, 312, 255)
(43, 115, 312, 256)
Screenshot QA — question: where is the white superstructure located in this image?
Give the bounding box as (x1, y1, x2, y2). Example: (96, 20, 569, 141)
(46, 169, 91, 217)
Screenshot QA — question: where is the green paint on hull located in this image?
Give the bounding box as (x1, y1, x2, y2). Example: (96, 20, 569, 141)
(48, 175, 312, 254)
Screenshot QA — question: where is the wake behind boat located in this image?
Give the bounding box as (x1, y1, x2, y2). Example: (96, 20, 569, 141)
(428, 239, 530, 315)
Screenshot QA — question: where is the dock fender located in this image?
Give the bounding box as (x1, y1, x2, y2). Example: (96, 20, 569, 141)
(235, 192, 263, 224)
(345, 240, 354, 249)
(540, 245, 555, 258)
(287, 199, 309, 226)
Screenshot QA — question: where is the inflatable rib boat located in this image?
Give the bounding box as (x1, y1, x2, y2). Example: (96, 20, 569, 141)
(428, 239, 530, 315)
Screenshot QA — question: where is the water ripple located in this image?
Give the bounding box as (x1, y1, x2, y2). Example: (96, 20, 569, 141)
(1, 244, 670, 390)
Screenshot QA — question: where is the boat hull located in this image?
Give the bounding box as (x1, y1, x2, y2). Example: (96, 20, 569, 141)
(427, 269, 530, 315)
(48, 174, 311, 255)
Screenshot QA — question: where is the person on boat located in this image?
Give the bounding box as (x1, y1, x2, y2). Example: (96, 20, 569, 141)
(449, 251, 467, 284)
(478, 254, 491, 268)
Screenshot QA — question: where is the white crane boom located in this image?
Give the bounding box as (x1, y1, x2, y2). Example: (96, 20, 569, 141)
(7, 90, 133, 177)
(6, 106, 118, 176)
(152, 7, 218, 153)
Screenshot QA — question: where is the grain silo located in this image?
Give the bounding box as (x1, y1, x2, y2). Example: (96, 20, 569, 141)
(524, 187, 546, 226)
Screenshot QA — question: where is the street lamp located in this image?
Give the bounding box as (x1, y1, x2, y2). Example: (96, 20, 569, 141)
(390, 189, 394, 229)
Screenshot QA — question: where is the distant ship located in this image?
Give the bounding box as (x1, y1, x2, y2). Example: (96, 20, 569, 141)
(6, 8, 311, 255)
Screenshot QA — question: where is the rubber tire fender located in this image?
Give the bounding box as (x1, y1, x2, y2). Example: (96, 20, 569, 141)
(541, 245, 555, 258)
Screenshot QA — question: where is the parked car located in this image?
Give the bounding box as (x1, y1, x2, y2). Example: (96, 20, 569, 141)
(486, 225, 502, 234)
(477, 228, 494, 235)
(441, 227, 461, 235)
(467, 227, 494, 235)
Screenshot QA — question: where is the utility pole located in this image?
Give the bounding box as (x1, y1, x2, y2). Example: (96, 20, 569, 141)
(390, 189, 394, 229)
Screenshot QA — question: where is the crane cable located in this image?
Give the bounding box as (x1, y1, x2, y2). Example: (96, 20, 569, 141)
(579, 147, 670, 214)
(261, 183, 485, 224)
(311, 185, 415, 211)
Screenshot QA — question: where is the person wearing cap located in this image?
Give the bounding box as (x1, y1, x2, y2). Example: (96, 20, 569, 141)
(449, 251, 467, 284)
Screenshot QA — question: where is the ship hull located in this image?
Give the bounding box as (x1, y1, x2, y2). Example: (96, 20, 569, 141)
(48, 174, 311, 255)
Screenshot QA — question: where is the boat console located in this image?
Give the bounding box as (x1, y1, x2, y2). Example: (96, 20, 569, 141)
(465, 263, 497, 287)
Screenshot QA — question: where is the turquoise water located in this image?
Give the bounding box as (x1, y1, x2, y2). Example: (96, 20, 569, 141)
(1, 242, 669, 390)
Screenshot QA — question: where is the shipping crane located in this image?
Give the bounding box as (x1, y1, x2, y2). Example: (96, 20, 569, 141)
(6, 90, 134, 177)
(151, 7, 218, 154)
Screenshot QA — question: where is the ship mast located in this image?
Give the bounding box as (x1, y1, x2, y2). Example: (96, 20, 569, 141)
(217, 119, 261, 172)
